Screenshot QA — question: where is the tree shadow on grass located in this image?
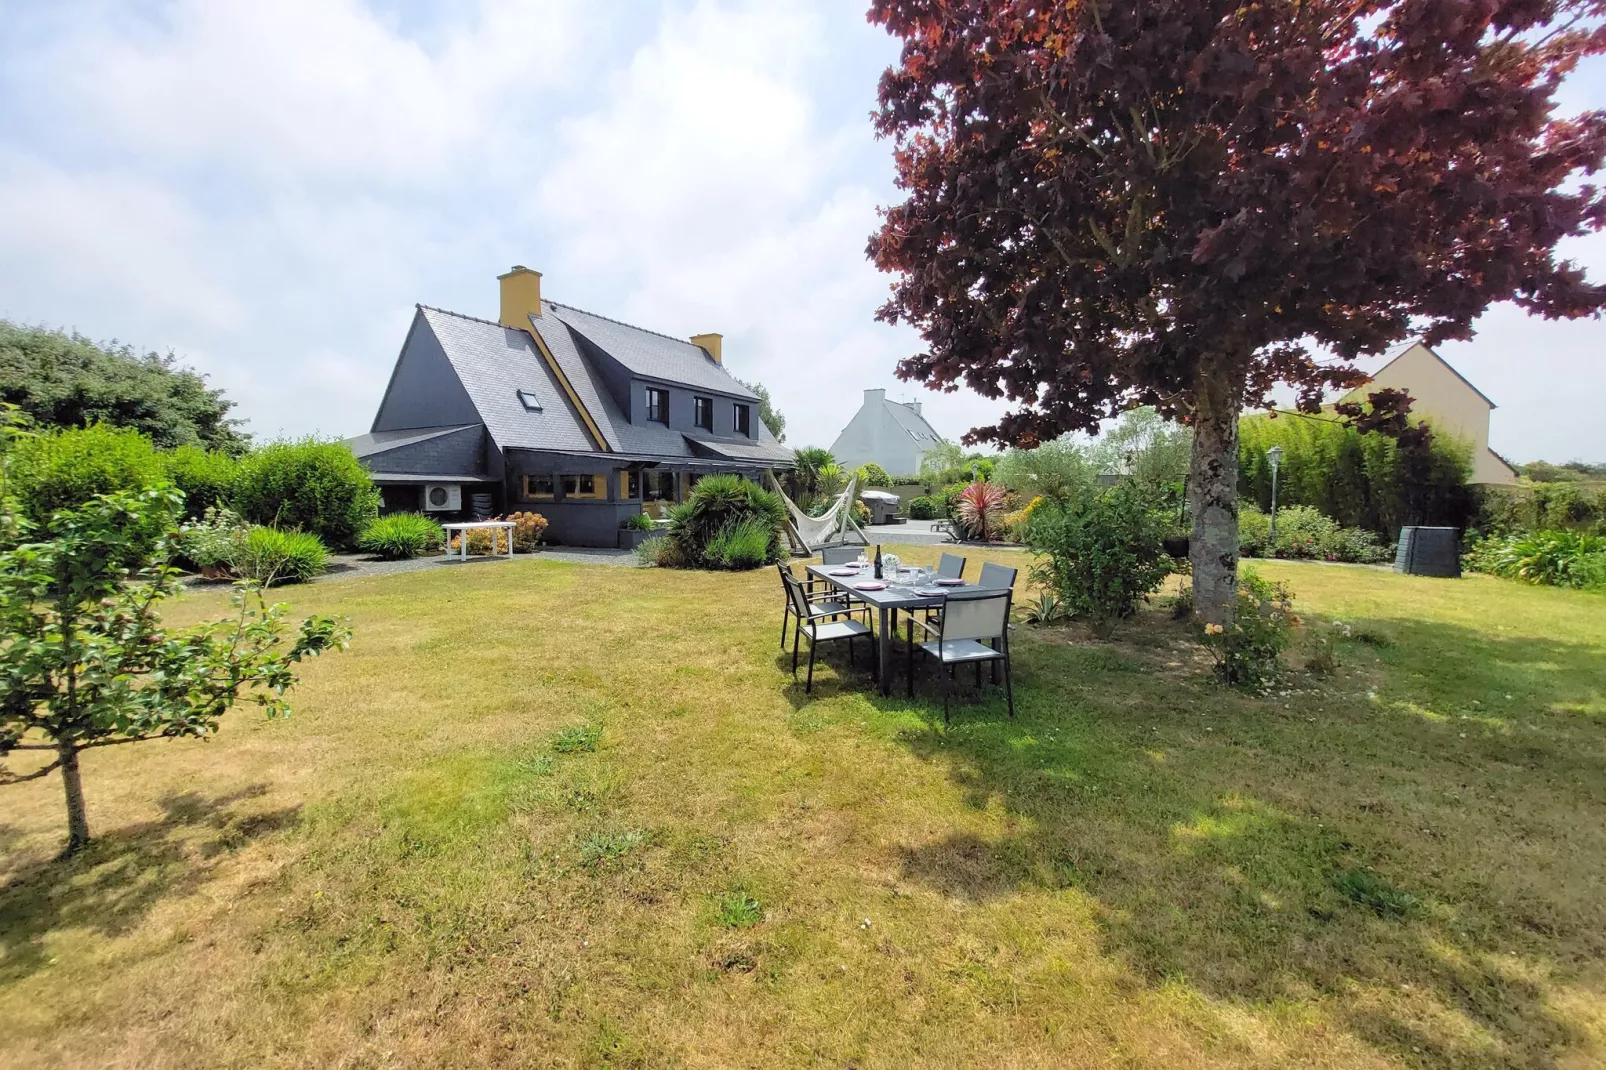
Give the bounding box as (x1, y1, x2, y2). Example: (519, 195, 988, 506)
(888, 620, 1606, 1069)
(0, 784, 298, 985)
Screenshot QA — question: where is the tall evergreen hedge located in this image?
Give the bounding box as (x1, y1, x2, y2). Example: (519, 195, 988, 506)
(1238, 413, 1473, 537)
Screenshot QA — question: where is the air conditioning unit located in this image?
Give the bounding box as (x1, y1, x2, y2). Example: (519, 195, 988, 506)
(423, 483, 461, 512)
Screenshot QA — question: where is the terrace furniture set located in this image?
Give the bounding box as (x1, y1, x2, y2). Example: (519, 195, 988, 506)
(777, 550, 1017, 723)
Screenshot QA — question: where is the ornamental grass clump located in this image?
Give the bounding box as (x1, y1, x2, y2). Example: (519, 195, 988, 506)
(358, 513, 444, 560)
(233, 526, 330, 586)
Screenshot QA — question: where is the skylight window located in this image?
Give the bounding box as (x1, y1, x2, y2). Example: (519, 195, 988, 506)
(517, 389, 543, 412)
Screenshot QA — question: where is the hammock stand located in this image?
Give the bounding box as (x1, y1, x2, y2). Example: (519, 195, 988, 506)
(770, 473, 870, 555)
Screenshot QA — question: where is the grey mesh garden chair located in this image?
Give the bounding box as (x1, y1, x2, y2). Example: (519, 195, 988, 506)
(814, 545, 866, 604)
(937, 552, 967, 580)
(776, 563, 861, 649)
(782, 571, 875, 693)
(977, 562, 1018, 589)
(906, 587, 1014, 723)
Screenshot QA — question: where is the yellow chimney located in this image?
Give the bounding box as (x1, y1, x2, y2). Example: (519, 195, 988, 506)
(498, 265, 543, 327)
(690, 332, 723, 364)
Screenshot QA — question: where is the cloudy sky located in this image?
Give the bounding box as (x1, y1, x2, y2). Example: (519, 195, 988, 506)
(1, 0, 1602, 462)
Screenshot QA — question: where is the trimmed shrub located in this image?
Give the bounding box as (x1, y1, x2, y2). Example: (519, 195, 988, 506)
(5, 423, 176, 561)
(907, 495, 939, 520)
(1202, 569, 1296, 690)
(6, 422, 167, 522)
(233, 440, 379, 550)
(359, 513, 444, 560)
(161, 444, 238, 520)
(233, 526, 329, 585)
(1025, 483, 1172, 637)
(664, 474, 786, 569)
(854, 462, 892, 487)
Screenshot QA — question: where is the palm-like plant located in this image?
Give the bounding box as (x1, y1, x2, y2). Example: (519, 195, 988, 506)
(954, 481, 1010, 541)
(788, 447, 835, 498)
(816, 463, 847, 500)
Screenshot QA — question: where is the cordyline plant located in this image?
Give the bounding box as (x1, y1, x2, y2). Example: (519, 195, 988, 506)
(954, 481, 1010, 540)
(867, 0, 1606, 622)
(0, 486, 350, 854)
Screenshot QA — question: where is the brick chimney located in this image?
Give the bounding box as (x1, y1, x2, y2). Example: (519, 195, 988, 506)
(498, 265, 543, 327)
(690, 332, 723, 364)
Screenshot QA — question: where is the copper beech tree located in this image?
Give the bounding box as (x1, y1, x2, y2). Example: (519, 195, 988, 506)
(867, 0, 1606, 621)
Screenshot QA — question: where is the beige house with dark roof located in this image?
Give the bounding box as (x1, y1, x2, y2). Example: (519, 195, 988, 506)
(1336, 341, 1520, 486)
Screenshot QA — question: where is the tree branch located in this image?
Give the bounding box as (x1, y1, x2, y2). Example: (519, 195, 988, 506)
(0, 760, 62, 785)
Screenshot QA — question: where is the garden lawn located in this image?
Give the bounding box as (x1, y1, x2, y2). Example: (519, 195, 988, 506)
(2, 550, 1604, 1068)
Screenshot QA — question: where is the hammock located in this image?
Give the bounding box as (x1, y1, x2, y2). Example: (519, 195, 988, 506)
(771, 473, 868, 553)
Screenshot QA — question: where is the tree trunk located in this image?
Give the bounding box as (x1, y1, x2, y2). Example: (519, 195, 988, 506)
(59, 743, 90, 854)
(1189, 359, 1243, 625)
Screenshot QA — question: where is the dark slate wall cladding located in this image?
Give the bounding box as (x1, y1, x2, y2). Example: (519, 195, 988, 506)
(373, 314, 482, 431)
(526, 501, 641, 547)
(631, 377, 753, 438)
(568, 328, 636, 418)
(365, 425, 488, 476)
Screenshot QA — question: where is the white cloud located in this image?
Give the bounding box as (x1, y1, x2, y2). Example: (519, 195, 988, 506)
(27, 0, 593, 186)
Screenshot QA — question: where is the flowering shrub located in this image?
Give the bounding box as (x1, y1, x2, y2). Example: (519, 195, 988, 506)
(1002, 495, 1045, 540)
(1202, 568, 1296, 690)
(506, 511, 549, 552)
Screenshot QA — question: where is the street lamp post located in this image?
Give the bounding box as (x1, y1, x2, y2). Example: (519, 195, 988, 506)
(1267, 445, 1284, 543)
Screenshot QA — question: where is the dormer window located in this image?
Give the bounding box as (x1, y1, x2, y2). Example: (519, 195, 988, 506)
(516, 389, 542, 412)
(734, 403, 751, 437)
(694, 396, 713, 432)
(646, 387, 669, 424)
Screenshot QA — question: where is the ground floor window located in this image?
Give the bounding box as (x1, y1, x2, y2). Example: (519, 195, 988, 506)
(620, 470, 641, 499)
(562, 474, 606, 499)
(524, 474, 555, 499)
(643, 470, 677, 502)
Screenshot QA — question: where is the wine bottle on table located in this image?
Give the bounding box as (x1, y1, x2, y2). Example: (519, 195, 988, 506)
(874, 544, 883, 580)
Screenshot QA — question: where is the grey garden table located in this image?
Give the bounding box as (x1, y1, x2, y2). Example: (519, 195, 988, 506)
(805, 562, 978, 697)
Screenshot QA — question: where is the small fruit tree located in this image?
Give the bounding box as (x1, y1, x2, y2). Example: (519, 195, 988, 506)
(0, 486, 350, 854)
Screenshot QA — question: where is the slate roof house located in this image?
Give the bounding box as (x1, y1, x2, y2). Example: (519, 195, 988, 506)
(830, 388, 947, 477)
(348, 266, 793, 547)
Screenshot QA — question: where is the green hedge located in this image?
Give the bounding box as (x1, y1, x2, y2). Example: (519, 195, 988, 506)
(1238, 413, 1473, 537)
(232, 439, 379, 550)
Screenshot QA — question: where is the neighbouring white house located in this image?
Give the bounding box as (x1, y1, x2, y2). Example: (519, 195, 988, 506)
(1334, 341, 1520, 486)
(831, 388, 948, 476)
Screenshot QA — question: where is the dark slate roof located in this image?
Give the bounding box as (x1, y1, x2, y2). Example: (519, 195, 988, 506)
(346, 424, 477, 459)
(684, 431, 794, 465)
(419, 307, 599, 454)
(544, 301, 759, 400)
(883, 399, 945, 447)
(412, 302, 792, 467)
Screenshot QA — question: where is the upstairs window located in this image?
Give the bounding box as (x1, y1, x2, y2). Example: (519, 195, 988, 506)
(694, 396, 713, 431)
(516, 389, 542, 412)
(646, 387, 669, 424)
(734, 403, 751, 437)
